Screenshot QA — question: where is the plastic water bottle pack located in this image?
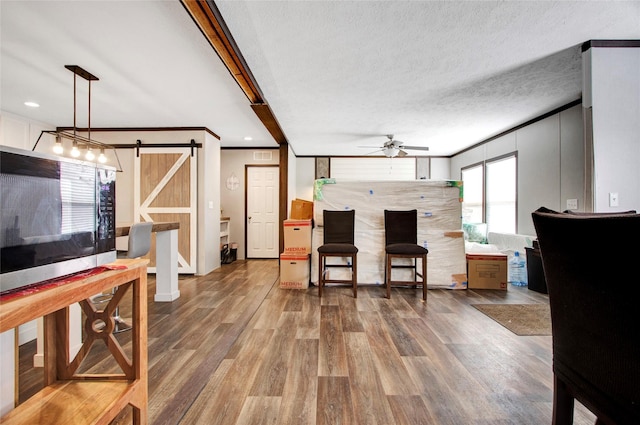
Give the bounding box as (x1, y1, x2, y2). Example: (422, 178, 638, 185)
(509, 251, 527, 287)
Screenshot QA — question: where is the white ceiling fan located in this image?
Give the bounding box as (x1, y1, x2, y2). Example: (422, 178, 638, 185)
(362, 135, 430, 157)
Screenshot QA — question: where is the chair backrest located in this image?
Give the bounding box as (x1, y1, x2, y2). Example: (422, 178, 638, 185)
(323, 210, 355, 244)
(126, 222, 153, 258)
(531, 207, 640, 423)
(384, 209, 417, 245)
(562, 209, 637, 215)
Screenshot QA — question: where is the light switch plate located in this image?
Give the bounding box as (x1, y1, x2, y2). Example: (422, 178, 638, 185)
(609, 192, 619, 207)
(566, 199, 578, 210)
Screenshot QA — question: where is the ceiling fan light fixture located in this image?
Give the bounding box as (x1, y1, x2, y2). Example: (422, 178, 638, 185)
(383, 146, 400, 158)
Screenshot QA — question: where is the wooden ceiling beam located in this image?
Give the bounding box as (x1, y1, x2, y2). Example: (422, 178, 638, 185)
(251, 104, 287, 145)
(181, 1, 289, 145)
(181, 0, 262, 104)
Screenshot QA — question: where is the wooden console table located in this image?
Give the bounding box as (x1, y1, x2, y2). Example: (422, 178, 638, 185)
(0, 258, 148, 424)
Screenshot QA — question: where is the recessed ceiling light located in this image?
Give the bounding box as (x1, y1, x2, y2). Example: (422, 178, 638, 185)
(243, 136, 253, 141)
(24, 101, 40, 108)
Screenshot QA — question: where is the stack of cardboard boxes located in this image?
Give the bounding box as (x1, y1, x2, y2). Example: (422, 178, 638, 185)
(280, 199, 313, 289)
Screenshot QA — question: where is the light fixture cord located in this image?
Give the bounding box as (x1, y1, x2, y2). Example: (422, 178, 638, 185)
(73, 72, 76, 139)
(88, 79, 91, 141)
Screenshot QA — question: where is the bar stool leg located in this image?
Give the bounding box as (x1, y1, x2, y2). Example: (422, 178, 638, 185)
(318, 254, 324, 298)
(352, 254, 357, 298)
(385, 254, 392, 299)
(422, 255, 427, 301)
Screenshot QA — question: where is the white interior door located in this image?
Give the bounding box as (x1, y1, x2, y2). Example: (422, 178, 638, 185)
(246, 166, 279, 258)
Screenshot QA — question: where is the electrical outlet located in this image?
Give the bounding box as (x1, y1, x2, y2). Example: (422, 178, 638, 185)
(609, 192, 619, 207)
(566, 199, 578, 210)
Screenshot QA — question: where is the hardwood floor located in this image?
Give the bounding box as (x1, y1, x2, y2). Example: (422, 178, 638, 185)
(18, 259, 597, 424)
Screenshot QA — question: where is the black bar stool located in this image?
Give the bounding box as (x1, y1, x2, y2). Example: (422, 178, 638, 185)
(317, 210, 358, 297)
(384, 209, 428, 300)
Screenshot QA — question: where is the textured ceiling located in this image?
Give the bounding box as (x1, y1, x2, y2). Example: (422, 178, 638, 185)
(216, 0, 640, 156)
(1, 1, 639, 157)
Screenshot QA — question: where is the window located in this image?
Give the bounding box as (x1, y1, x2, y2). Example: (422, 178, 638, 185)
(461, 164, 483, 224)
(485, 156, 516, 233)
(60, 162, 96, 234)
(461, 154, 517, 234)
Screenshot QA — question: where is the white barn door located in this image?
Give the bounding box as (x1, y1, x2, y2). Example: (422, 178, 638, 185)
(134, 148, 197, 273)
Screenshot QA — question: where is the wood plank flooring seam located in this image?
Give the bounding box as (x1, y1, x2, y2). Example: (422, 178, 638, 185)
(154, 272, 280, 425)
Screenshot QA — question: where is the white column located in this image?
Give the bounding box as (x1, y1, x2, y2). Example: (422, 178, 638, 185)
(154, 228, 180, 302)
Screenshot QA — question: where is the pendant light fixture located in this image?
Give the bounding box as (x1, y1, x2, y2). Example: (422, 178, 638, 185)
(32, 65, 122, 171)
(52, 135, 63, 154)
(98, 148, 107, 163)
(70, 141, 80, 157)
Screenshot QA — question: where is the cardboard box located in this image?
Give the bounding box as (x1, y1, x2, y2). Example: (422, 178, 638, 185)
(290, 199, 313, 220)
(283, 219, 312, 254)
(466, 253, 508, 290)
(280, 253, 310, 289)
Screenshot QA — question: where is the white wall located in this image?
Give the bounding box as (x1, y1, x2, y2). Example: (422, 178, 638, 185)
(287, 144, 297, 214)
(560, 105, 586, 209)
(220, 149, 279, 260)
(0, 111, 54, 152)
(430, 157, 451, 180)
(517, 115, 561, 234)
(585, 46, 640, 212)
(450, 104, 585, 236)
(198, 133, 221, 274)
(296, 157, 315, 201)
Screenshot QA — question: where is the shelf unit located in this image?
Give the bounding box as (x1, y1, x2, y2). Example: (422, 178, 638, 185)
(0, 258, 149, 424)
(220, 217, 230, 249)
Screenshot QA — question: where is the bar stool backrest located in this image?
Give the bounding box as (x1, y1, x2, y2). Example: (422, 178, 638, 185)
(125, 222, 153, 259)
(384, 209, 417, 245)
(323, 210, 355, 245)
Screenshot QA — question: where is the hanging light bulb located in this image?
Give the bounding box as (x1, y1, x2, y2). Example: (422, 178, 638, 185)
(85, 146, 95, 161)
(70, 141, 80, 158)
(98, 148, 107, 164)
(53, 136, 63, 154)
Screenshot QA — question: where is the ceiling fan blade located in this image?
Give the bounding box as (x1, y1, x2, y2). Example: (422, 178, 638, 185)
(365, 148, 385, 155)
(401, 145, 430, 151)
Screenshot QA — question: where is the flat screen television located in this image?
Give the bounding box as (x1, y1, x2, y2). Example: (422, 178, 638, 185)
(0, 145, 117, 293)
